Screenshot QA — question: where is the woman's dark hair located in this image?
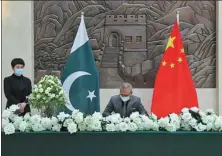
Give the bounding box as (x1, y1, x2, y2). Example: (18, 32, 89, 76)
(11, 58, 25, 68)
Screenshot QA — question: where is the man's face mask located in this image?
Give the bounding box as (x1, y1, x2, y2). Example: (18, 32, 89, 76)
(120, 95, 130, 102)
(120, 89, 132, 102)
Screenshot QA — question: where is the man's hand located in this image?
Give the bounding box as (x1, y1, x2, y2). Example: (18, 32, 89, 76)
(18, 103, 27, 113)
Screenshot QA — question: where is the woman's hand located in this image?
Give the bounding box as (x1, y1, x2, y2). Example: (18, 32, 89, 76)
(18, 103, 27, 113)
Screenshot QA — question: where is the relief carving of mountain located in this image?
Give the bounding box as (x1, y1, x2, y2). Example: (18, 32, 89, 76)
(34, 1, 216, 88)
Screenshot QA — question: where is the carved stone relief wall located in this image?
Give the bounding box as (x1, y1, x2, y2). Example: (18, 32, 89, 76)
(34, 1, 216, 88)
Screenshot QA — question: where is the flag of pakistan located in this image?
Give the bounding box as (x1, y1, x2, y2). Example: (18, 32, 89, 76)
(61, 13, 100, 114)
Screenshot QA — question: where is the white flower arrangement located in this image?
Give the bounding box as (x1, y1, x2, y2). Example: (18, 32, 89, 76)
(28, 75, 66, 116)
(2, 105, 222, 135)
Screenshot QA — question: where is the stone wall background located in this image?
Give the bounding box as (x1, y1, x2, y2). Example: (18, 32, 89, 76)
(34, 1, 216, 88)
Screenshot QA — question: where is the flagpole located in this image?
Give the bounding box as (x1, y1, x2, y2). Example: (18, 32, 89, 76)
(81, 12, 84, 18)
(177, 10, 179, 24)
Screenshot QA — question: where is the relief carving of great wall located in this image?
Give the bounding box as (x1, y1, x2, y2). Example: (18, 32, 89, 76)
(34, 1, 216, 88)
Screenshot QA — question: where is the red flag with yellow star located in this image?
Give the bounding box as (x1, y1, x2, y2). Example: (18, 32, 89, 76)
(151, 21, 199, 118)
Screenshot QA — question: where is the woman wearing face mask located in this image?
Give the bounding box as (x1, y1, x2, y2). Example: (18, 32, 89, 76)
(4, 58, 32, 115)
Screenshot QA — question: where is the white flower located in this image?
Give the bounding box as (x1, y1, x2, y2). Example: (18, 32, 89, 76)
(51, 117, 59, 125)
(52, 124, 62, 132)
(169, 113, 180, 129)
(105, 114, 122, 124)
(24, 113, 31, 121)
(57, 112, 70, 122)
(133, 117, 142, 124)
(50, 94, 55, 98)
(213, 117, 222, 131)
(73, 112, 84, 124)
(78, 122, 86, 131)
(34, 88, 38, 93)
(63, 118, 74, 127)
(71, 109, 80, 118)
(205, 109, 215, 115)
(181, 108, 189, 113)
(84, 116, 92, 126)
(19, 121, 28, 132)
(36, 94, 41, 99)
(181, 121, 191, 131)
(151, 122, 159, 131)
(32, 123, 45, 132)
(13, 116, 23, 130)
(2, 118, 9, 129)
(67, 122, 77, 134)
(150, 113, 158, 121)
(206, 123, 213, 131)
(199, 111, 207, 124)
(25, 121, 32, 132)
(130, 112, 139, 120)
(117, 122, 128, 132)
(128, 122, 138, 131)
(45, 90, 49, 94)
(188, 118, 197, 128)
(142, 118, 155, 130)
(190, 107, 199, 113)
(169, 113, 179, 121)
(48, 80, 55, 84)
(41, 117, 52, 130)
(124, 117, 131, 123)
(133, 117, 143, 130)
(59, 90, 64, 95)
(106, 123, 116, 132)
(30, 114, 41, 124)
(140, 115, 150, 122)
(9, 114, 17, 122)
(4, 123, 15, 135)
(9, 105, 19, 112)
(199, 110, 206, 117)
(206, 115, 216, 123)
(2, 110, 12, 119)
(158, 117, 169, 128)
(181, 112, 192, 122)
(39, 88, 43, 93)
(195, 123, 206, 132)
(92, 112, 103, 120)
(165, 123, 177, 132)
(90, 120, 102, 131)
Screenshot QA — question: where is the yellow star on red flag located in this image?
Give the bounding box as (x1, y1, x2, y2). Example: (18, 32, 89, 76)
(165, 36, 176, 50)
(170, 63, 175, 68)
(180, 48, 185, 53)
(162, 61, 167, 66)
(178, 57, 183, 63)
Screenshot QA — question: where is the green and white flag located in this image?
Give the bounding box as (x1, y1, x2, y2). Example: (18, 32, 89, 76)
(61, 13, 100, 114)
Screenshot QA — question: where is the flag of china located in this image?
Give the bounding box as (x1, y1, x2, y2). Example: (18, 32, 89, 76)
(151, 20, 199, 118)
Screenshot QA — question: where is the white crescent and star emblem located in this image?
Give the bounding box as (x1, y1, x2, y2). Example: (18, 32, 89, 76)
(62, 71, 96, 111)
(86, 90, 96, 101)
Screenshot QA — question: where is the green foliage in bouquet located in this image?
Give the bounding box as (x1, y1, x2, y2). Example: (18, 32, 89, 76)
(29, 75, 66, 116)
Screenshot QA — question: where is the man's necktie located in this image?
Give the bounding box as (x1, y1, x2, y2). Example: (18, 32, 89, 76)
(122, 102, 127, 118)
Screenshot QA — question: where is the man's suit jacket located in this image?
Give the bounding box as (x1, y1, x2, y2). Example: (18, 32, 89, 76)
(102, 95, 148, 117)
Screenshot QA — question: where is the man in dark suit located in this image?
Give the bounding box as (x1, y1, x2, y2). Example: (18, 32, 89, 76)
(103, 82, 148, 118)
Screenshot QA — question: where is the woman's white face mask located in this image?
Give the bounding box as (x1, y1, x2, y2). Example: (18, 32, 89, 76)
(14, 68, 24, 76)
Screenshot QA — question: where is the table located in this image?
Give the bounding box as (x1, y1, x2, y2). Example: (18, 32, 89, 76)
(2, 131, 222, 156)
